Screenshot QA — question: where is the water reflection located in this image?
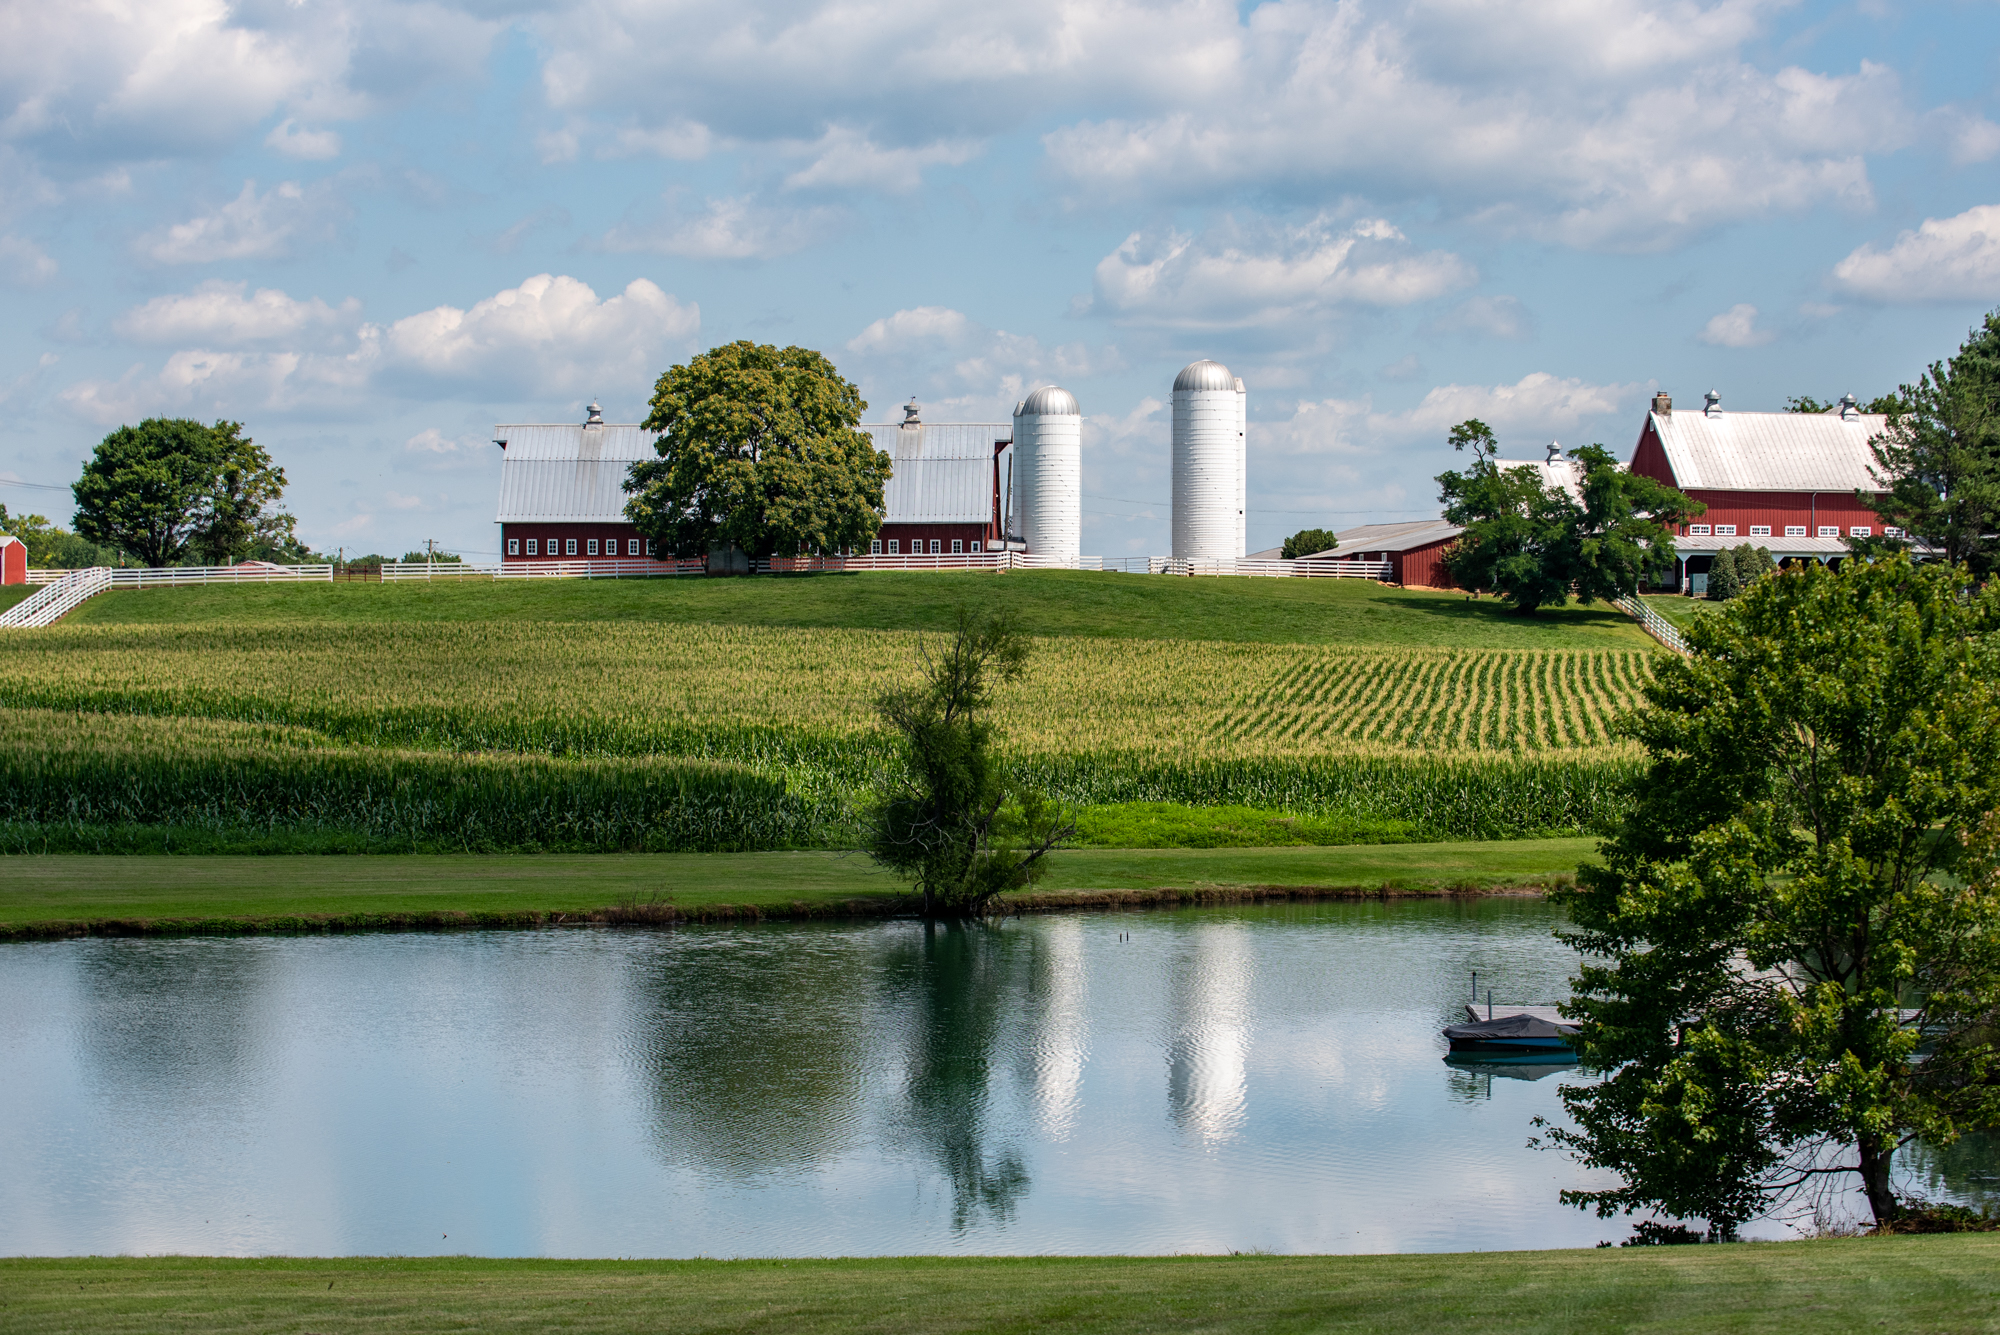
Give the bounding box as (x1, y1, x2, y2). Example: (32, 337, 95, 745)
(2, 898, 1992, 1257)
(883, 923, 1029, 1232)
(1164, 922, 1253, 1141)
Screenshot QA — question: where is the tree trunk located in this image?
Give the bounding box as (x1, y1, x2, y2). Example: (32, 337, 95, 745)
(1859, 1139, 1900, 1226)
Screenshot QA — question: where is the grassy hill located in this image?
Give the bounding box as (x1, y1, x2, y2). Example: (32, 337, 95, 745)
(59, 568, 1650, 648)
(0, 572, 1659, 853)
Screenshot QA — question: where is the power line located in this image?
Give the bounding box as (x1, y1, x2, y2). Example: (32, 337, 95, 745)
(0, 479, 72, 493)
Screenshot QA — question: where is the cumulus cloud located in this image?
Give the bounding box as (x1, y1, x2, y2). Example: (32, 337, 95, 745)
(1830, 204, 2000, 303)
(781, 127, 981, 193)
(264, 119, 342, 160)
(1258, 373, 1638, 458)
(1088, 215, 1475, 329)
(114, 281, 360, 346)
(380, 273, 698, 394)
(63, 272, 699, 421)
(1698, 302, 1774, 347)
(844, 304, 1120, 419)
(135, 179, 349, 264)
(404, 428, 487, 454)
(599, 194, 842, 260)
(1, 0, 499, 167)
(0, 234, 56, 286)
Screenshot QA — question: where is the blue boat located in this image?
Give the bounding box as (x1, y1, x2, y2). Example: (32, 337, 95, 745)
(1443, 1005, 1580, 1059)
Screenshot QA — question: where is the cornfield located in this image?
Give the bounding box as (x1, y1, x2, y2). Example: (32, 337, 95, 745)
(0, 620, 1660, 847)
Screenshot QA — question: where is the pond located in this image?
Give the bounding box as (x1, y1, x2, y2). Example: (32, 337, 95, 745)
(0, 899, 1986, 1256)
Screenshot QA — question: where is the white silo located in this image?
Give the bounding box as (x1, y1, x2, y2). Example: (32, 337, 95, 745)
(1172, 359, 1245, 561)
(1012, 385, 1082, 564)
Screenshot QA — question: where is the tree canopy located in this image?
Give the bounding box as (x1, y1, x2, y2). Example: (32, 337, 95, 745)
(0, 505, 115, 568)
(1281, 528, 1339, 559)
(862, 610, 1073, 919)
(71, 419, 298, 568)
(1859, 311, 2000, 575)
(625, 341, 892, 561)
(1435, 420, 1701, 615)
(1546, 556, 2000, 1236)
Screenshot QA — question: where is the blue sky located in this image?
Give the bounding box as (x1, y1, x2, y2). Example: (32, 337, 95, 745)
(3, 0, 1998, 560)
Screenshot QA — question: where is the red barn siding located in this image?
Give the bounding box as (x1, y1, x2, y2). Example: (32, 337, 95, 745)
(503, 523, 647, 559)
(1396, 540, 1457, 589)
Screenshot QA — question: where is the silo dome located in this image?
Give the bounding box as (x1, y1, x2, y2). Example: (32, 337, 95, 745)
(1017, 385, 1080, 417)
(1011, 385, 1082, 565)
(1174, 360, 1238, 393)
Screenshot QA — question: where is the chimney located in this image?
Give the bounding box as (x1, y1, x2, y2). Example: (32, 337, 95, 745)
(1840, 392, 1859, 421)
(1652, 391, 1671, 417)
(1704, 389, 1722, 418)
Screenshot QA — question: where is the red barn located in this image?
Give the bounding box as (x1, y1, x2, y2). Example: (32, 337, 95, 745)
(859, 402, 1012, 556)
(1630, 390, 1889, 592)
(1329, 519, 1462, 588)
(0, 535, 24, 584)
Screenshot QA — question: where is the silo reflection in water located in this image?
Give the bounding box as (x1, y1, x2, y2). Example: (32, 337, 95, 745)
(1164, 922, 1254, 1141)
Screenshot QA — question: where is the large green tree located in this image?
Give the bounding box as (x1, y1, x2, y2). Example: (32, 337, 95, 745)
(625, 341, 892, 561)
(72, 418, 296, 567)
(1546, 556, 2000, 1236)
(862, 610, 1074, 919)
(1436, 420, 1701, 615)
(1859, 313, 2000, 575)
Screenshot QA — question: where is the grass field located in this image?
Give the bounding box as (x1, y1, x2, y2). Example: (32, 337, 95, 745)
(57, 568, 1652, 647)
(6, 1238, 1998, 1334)
(0, 838, 1597, 934)
(0, 572, 1661, 851)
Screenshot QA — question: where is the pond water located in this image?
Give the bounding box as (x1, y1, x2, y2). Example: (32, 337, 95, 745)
(1, 900, 1987, 1257)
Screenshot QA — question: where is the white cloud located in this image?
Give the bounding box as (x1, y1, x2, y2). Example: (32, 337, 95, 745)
(114, 281, 360, 346)
(383, 490, 424, 510)
(1830, 204, 2000, 303)
(380, 273, 699, 394)
(847, 306, 973, 354)
(63, 273, 699, 420)
(1088, 215, 1475, 329)
(782, 126, 981, 193)
(0, 0, 499, 167)
(599, 194, 842, 260)
(264, 119, 342, 160)
(404, 428, 487, 455)
(0, 234, 56, 286)
(1697, 302, 1774, 347)
(135, 179, 348, 264)
(1258, 373, 1638, 458)
(844, 304, 1119, 419)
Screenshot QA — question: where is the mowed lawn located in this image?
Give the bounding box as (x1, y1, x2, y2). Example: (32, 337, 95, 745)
(55, 567, 1651, 648)
(0, 839, 1598, 932)
(7, 1238, 1999, 1334)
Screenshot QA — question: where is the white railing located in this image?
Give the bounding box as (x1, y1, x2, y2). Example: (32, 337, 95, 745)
(357, 552, 1406, 581)
(1614, 595, 1690, 655)
(1148, 556, 1393, 579)
(1, 567, 115, 628)
(26, 563, 333, 587)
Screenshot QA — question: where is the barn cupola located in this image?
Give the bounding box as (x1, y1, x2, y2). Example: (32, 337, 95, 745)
(1704, 389, 1722, 418)
(584, 401, 604, 428)
(1840, 393, 1859, 421)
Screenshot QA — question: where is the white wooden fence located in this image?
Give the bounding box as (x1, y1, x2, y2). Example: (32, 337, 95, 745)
(377, 552, 1398, 580)
(2, 563, 333, 628)
(1613, 594, 1691, 655)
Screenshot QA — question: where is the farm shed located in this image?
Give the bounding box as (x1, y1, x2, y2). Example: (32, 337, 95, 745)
(1325, 519, 1463, 589)
(0, 535, 24, 584)
(1630, 391, 1889, 592)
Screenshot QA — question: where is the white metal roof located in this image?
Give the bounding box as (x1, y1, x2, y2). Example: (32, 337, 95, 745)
(863, 422, 1009, 525)
(1651, 407, 1887, 493)
(493, 423, 657, 523)
(1330, 518, 1463, 553)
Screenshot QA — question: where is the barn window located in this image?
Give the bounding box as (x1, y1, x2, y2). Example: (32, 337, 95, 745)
(888, 540, 899, 554)
(1818, 526, 1839, 538)
(1751, 526, 1771, 537)
(871, 540, 882, 554)
(507, 539, 520, 555)
(645, 539, 656, 555)
(566, 539, 578, 556)
(526, 539, 538, 555)
(929, 540, 941, 554)
(1785, 526, 1807, 537)
(951, 539, 963, 554)
(627, 539, 638, 556)
(1850, 526, 1870, 538)
(586, 539, 598, 556)
(1689, 524, 1711, 536)
(1715, 525, 1736, 537)
(1885, 527, 1903, 539)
